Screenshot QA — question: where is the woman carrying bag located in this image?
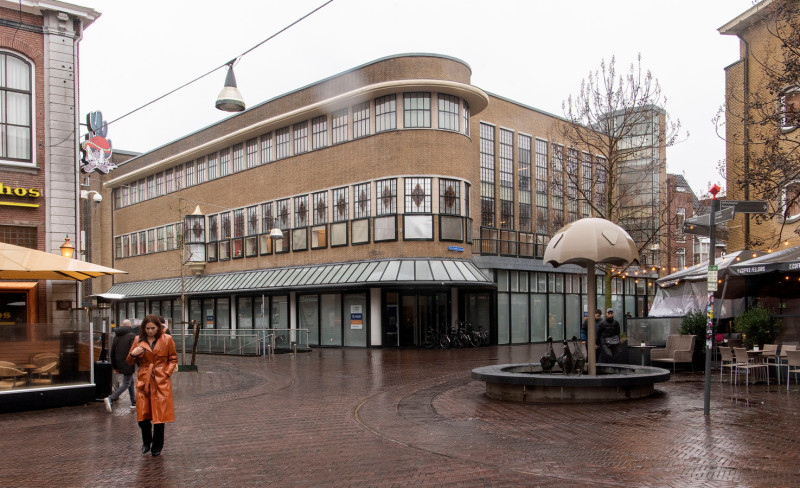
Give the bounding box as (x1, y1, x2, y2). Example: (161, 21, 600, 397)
(127, 314, 178, 457)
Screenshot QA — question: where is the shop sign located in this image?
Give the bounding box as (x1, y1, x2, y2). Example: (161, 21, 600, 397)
(80, 111, 116, 174)
(0, 182, 41, 208)
(350, 305, 363, 330)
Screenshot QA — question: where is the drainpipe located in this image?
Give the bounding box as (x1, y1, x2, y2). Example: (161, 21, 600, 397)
(738, 34, 751, 248)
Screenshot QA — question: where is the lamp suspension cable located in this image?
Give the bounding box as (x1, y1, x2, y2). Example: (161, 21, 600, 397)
(88, 0, 335, 135)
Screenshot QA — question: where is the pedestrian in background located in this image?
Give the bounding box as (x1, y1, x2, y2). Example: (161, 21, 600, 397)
(580, 309, 602, 343)
(127, 314, 178, 457)
(597, 308, 621, 363)
(105, 319, 136, 412)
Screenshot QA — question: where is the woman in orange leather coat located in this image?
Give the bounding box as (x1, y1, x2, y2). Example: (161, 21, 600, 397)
(127, 314, 178, 457)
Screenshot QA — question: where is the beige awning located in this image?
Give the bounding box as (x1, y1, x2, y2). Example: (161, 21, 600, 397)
(0, 242, 126, 281)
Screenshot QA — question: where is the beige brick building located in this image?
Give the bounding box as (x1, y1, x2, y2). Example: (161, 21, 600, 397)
(94, 54, 659, 348)
(721, 0, 800, 251)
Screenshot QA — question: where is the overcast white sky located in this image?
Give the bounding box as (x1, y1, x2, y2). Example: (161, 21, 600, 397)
(78, 0, 754, 197)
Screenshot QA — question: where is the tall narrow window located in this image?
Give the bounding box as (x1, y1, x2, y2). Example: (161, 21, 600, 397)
(293, 121, 308, 154)
(405, 177, 431, 213)
(596, 156, 606, 213)
(332, 108, 348, 144)
(439, 179, 461, 215)
(247, 206, 259, 235)
(196, 157, 206, 184)
(261, 202, 274, 232)
(174, 164, 183, 191)
(462, 100, 470, 136)
(567, 148, 579, 223)
(138, 180, 146, 203)
(313, 191, 328, 224)
(780, 88, 800, 130)
(261, 133, 273, 163)
(551, 143, 564, 230)
(376, 179, 396, 215)
(185, 161, 195, 187)
(352, 102, 370, 139)
(354, 182, 370, 219)
(220, 211, 232, 240)
(499, 128, 514, 230)
(218, 148, 230, 177)
(480, 122, 495, 227)
(535, 139, 549, 234)
(147, 176, 155, 199)
(438, 94, 459, 131)
(294, 195, 309, 228)
(276, 199, 290, 229)
(0, 53, 32, 163)
(276, 127, 290, 159)
(232, 143, 244, 172)
(233, 209, 245, 238)
(518, 134, 532, 232)
(155, 172, 164, 196)
(208, 152, 218, 180)
(165, 169, 173, 193)
(246, 138, 258, 168)
(581, 151, 592, 218)
(375, 95, 396, 133)
(311, 115, 327, 149)
(333, 187, 348, 222)
(404, 92, 431, 128)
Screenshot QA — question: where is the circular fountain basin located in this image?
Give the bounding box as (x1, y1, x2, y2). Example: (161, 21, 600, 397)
(471, 363, 670, 403)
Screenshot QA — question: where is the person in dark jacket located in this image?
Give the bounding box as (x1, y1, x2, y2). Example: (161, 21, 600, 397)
(580, 309, 602, 342)
(596, 308, 621, 363)
(104, 319, 137, 412)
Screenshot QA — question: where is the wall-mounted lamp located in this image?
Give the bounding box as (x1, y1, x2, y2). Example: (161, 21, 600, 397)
(60, 235, 75, 258)
(269, 227, 284, 240)
(215, 61, 246, 112)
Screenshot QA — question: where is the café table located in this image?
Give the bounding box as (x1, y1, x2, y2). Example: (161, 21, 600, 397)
(629, 344, 657, 366)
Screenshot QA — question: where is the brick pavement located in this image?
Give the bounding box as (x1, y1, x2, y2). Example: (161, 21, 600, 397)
(2, 344, 799, 487)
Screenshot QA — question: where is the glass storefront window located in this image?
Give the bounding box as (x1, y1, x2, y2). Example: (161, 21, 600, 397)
(497, 293, 509, 344)
(321, 294, 342, 346)
(531, 294, 547, 342)
(299, 295, 319, 346)
(254, 296, 267, 328)
(510, 293, 528, 343)
(271, 296, 289, 346)
(238, 297, 253, 329)
(343, 293, 367, 347)
(548, 294, 564, 341)
(566, 294, 580, 340)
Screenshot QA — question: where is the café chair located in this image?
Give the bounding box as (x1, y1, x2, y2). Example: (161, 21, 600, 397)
(718, 346, 736, 383)
(785, 349, 800, 392)
(0, 366, 27, 389)
(777, 345, 798, 385)
(733, 347, 768, 385)
(31, 353, 58, 368)
(30, 361, 58, 385)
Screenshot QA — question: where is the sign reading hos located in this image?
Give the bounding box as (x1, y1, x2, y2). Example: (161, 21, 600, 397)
(0, 182, 41, 208)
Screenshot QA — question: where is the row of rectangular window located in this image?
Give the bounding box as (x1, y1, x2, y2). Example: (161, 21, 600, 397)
(479, 122, 607, 235)
(114, 93, 471, 210)
(116, 215, 473, 261)
(114, 223, 181, 259)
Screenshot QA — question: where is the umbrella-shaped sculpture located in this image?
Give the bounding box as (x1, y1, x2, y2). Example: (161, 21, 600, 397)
(0, 242, 126, 281)
(543, 218, 639, 375)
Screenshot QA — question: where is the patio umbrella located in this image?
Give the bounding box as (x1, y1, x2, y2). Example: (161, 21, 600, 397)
(543, 218, 639, 376)
(0, 242, 126, 281)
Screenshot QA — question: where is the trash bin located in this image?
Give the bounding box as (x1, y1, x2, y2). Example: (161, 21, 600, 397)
(59, 330, 79, 382)
(94, 360, 112, 399)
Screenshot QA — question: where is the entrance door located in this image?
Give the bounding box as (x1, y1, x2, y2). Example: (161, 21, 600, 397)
(398, 292, 449, 348)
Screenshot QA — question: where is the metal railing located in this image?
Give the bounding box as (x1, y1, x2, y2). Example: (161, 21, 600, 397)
(172, 328, 310, 357)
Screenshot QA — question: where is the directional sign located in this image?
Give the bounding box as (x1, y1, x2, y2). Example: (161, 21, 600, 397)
(719, 200, 768, 214)
(707, 265, 718, 292)
(683, 221, 711, 236)
(684, 206, 735, 227)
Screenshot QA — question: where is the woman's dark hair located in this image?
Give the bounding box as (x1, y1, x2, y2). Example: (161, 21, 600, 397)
(138, 314, 164, 342)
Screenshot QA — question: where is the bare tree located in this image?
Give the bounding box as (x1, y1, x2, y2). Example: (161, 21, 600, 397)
(718, 0, 800, 248)
(559, 54, 683, 309)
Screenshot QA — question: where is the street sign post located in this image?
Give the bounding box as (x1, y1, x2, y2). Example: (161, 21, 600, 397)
(707, 265, 718, 292)
(684, 206, 735, 227)
(719, 200, 768, 214)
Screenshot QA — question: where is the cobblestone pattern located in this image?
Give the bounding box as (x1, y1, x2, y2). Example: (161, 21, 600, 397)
(2, 345, 799, 487)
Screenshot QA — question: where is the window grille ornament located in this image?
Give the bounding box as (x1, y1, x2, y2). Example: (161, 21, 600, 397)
(444, 184, 456, 209)
(279, 204, 289, 228)
(337, 195, 347, 217)
(316, 198, 327, 220)
(412, 183, 425, 208)
(192, 221, 202, 239)
(359, 189, 368, 213)
(381, 185, 392, 210)
(297, 200, 307, 226)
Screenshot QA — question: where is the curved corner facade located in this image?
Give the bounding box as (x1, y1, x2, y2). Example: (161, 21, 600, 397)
(93, 54, 657, 349)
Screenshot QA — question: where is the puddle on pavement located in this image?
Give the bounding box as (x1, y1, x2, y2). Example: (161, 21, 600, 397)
(726, 396, 762, 408)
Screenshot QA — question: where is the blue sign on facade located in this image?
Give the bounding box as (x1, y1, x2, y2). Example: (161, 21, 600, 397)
(448, 246, 464, 252)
